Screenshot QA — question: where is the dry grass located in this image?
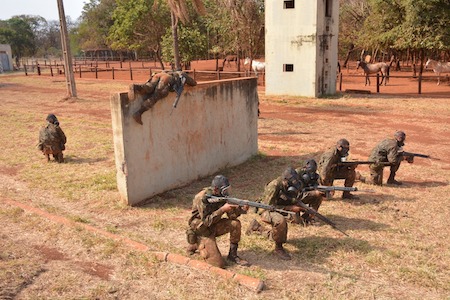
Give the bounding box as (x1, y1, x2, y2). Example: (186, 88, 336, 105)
(0, 74, 449, 299)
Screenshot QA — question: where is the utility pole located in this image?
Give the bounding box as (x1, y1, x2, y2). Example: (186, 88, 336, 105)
(57, 0, 77, 97)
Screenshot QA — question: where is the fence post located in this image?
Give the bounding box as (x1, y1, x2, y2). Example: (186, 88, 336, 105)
(376, 73, 380, 93)
(79, 66, 82, 78)
(37, 64, 41, 76)
(95, 67, 98, 79)
(129, 61, 133, 80)
(193, 69, 196, 81)
(339, 72, 343, 91)
(24, 65, 28, 76)
(50, 66, 53, 77)
(112, 67, 115, 80)
(418, 74, 422, 94)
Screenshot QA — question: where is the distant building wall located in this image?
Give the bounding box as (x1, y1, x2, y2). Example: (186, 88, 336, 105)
(110, 78, 259, 206)
(265, 0, 339, 97)
(0, 44, 14, 71)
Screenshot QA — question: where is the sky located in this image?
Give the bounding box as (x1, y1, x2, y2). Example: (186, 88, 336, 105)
(0, 0, 86, 22)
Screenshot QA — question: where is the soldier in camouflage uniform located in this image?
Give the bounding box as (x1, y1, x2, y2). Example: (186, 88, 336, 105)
(186, 175, 250, 268)
(38, 114, 67, 163)
(368, 131, 412, 185)
(317, 139, 364, 199)
(128, 71, 197, 125)
(296, 159, 325, 224)
(246, 167, 304, 260)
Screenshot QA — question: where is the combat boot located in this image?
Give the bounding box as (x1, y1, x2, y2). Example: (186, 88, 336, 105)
(387, 173, 402, 185)
(355, 171, 366, 183)
(245, 219, 263, 235)
(227, 243, 250, 266)
(367, 174, 382, 186)
(132, 107, 148, 125)
(342, 191, 359, 199)
(128, 84, 149, 100)
(186, 244, 198, 255)
(274, 243, 291, 260)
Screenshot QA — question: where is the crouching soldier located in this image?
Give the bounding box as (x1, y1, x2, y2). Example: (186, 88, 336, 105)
(38, 114, 66, 163)
(186, 175, 250, 268)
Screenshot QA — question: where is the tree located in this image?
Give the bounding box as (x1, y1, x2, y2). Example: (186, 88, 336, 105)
(155, 0, 206, 70)
(108, 0, 170, 68)
(218, 0, 265, 62)
(77, 0, 117, 51)
(0, 17, 37, 61)
(160, 22, 206, 68)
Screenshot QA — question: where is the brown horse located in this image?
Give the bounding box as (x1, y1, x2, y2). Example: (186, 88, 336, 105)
(356, 60, 390, 86)
(223, 55, 238, 68)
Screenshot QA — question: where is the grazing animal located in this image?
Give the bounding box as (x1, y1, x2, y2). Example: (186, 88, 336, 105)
(244, 57, 265, 76)
(425, 59, 450, 85)
(223, 55, 238, 68)
(356, 60, 390, 86)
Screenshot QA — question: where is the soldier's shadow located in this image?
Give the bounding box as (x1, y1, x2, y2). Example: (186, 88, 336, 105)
(239, 235, 380, 274)
(318, 214, 390, 232)
(388, 180, 447, 188)
(63, 155, 108, 164)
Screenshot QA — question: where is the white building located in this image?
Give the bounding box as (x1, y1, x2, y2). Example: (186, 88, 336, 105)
(265, 0, 339, 97)
(0, 44, 14, 71)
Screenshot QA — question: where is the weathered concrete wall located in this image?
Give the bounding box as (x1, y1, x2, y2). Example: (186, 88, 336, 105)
(110, 78, 259, 206)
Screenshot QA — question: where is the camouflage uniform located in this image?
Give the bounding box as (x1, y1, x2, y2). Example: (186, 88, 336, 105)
(296, 167, 324, 213)
(318, 146, 357, 195)
(129, 71, 197, 125)
(368, 138, 402, 185)
(38, 123, 67, 163)
(258, 176, 299, 244)
(187, 187, 245, 268)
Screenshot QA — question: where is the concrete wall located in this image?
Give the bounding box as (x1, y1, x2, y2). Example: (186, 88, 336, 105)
(265, 0, 339, 97)
(0, 44, 14, 71)
(110, 78, 259, 206)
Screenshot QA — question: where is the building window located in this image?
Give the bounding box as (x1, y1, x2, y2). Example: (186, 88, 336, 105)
(283, 64, 294, 72)
(284, 1, 294, 9)
(325, 0, 332, 17)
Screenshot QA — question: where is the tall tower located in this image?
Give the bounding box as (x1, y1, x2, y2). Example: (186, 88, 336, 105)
(265, 0, 339, 97)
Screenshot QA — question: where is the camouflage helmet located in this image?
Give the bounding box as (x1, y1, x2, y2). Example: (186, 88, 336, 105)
(282, 167, 302, 195)
(304, 159, 318, 173)
(211, 175, 230, 196)
(46, 114, 58, 124)
(394, 131, 406, 141)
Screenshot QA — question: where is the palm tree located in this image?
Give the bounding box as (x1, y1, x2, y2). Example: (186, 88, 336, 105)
(155, 0, 206, 70)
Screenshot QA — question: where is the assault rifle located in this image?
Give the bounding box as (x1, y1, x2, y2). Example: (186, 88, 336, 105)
(295, 200, 349, 237)
(170, 73, 187, 115)
(303, 185, 358, 193)
(399, 151, 433, 159)
(206, 196, 296, 216)
(336, 161, 391, 167)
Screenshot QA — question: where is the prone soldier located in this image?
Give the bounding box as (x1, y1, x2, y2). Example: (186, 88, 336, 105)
(129, 71, 197, 125)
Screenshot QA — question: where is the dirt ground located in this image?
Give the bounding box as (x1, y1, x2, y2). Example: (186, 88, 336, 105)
(0, 59, 449, 299)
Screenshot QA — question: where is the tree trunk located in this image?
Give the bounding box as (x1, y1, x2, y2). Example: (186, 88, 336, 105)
(171, 12, 181, 71)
